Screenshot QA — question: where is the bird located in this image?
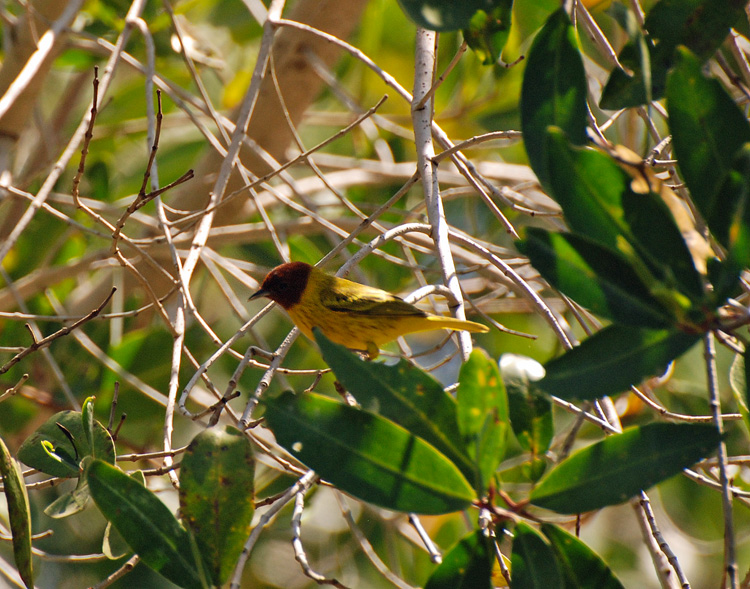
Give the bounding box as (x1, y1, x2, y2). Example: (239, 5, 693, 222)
(249, 261, 489, 359)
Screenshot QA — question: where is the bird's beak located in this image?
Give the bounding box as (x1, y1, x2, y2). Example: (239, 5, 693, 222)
(248, 287, 268, 301)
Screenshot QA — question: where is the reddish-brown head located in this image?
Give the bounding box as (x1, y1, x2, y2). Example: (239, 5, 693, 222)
(249, 262, 312, 309)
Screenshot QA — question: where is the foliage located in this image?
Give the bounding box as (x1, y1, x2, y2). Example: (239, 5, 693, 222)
(1, 0, 750, 587)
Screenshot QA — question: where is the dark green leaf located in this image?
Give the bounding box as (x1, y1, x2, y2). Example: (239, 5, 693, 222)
(601, 0, 746, 108)
(520, 8, 587, 188)
(519, 228, 672, 327)
(87, 460, 205, 589)
(463, 2, 513, 65)
(539, 325, 700, 401)
(18, 410, 115, 478)
(316, 330, 475, 482)
(457, 349, 509, 493)
(179, 426, 255, 586)
(425, 529, 493, 589)
(0, 437, 33, 589)
(263, 391, 476, 514)
(545, 130, 705, 306)
(541, 524, 626, 589)
(529, 423, 720, 513)
(511, 522, 563, 589)
(505, 374, 553, 457)
(396, 0, 503, 31)
(667, 47, 750, 247)
(719, 145, 750, 272)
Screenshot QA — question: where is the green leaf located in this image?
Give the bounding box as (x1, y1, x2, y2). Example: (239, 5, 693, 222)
(44, 475, 91, 519)
(730, 350, 750, 436)
(505, 373, 552, 458)
(529, 423, 720, 514)
(601, 0, 746, 108)
(179, 426, 255, 586)
(667, 47, 750, 247)
(315, 330, 475, 483)
(718, 145, 750, 272)
(520, 8, 587, 188)
(457, 349, 509, 493)
(541, 524, 625, 589)
(424, 529, 493, 589)
(539, 325, 701, 401)
(87, 460, 205, 589)
(511, 522, 563, 589)
(519, 228, 672, 328)
(263, 391, 476, 514)
(0, 436, 33, 589)
(18, 410, 115, 478)
(545, 130, 705, 306)
(396, 0, 503, 31)
(463, 2, 513, 65)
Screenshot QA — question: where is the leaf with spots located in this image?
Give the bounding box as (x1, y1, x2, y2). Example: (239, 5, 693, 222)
(179, 426, 255, 586)
(457, 349, 509, 494)
(529, 423, 720, 514)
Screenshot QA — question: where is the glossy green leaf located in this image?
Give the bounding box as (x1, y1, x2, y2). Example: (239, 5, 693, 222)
(263, 391, 476, 514)
(505, 374, 552, 457)
(520, 8, 587, 188)
(424, 529, 493, 589)
(315, 330, 474, 482)
(511, 522, 563, 589)
(179, 426, 255, 586)
(457, 349, 509, 493)
(601, 0, 746, 108)
(87, 460, 205, 589)
(463, 1, 513, 65)
(396, 0, 503, 31)
(541, 524, 625, 589)
(545, 129, 705, 304)
(667, 47, 750, 247)
(539, 325, 700, 401)
(18, 410, 115, 478)
(529, 423, 720, 513)
(519, 228, 672, 328)
(0, 436, 33, 589)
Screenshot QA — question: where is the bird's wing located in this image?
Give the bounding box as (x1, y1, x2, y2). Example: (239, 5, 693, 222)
(320, 280, 427, 317)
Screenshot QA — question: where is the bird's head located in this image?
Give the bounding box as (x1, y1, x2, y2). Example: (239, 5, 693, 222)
(249, 262, 312, 309)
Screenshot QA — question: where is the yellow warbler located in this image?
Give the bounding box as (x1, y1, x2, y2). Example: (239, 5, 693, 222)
(250, 262, 488, 358)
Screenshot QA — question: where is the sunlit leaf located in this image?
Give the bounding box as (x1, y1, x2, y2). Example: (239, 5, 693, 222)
(539, 325, 700, 401)
(316, 330, 474, 482)
(457, 349, 509, 493)
(263, 391, 476, 514)
(529, 423, 720, 513)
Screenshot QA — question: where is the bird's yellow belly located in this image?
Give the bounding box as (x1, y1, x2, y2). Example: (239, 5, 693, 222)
(288, 304, 430, 352)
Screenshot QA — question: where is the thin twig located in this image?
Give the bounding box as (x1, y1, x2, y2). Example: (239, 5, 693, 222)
(0, 288, 115, 374)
